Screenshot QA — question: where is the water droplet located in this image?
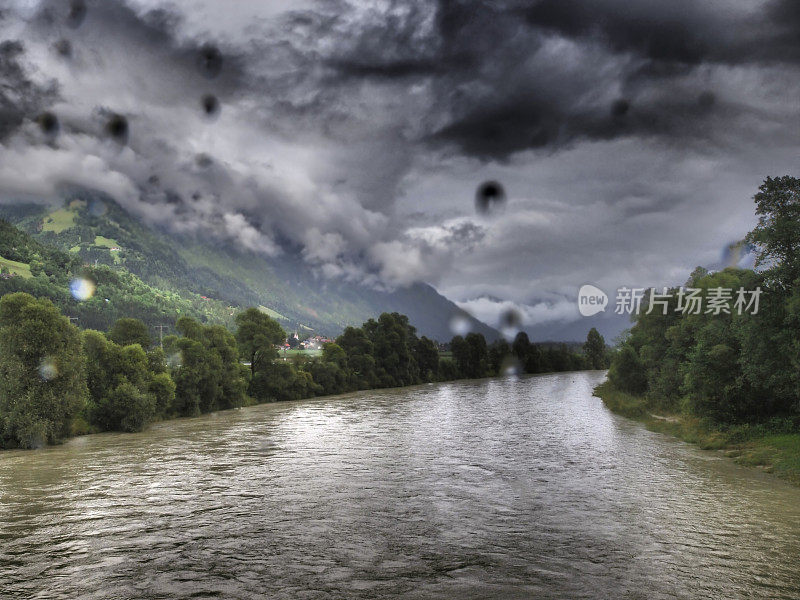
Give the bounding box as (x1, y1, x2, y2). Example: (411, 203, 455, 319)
(69, 277, 95, 301)
(88, 199, 107, 217)
(500, 355, 522, 377)
(611, 99, 630, 117)
(475, 180, 506, 215)
(698, 91, 716, 109)
(66, 0, 87, 29)
(36, 111, 59, 137)
(197, 44, 223, 79)
(200, 94, 220, 120)
(500, 308, 522, 330)
(105, 113, 128, 144)
(53, 39, 72, 58)
(449, 314, 471, 336)
(38, 357, 59, 381)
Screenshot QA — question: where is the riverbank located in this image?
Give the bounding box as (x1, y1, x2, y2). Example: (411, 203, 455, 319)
(593, 380, 800, 485)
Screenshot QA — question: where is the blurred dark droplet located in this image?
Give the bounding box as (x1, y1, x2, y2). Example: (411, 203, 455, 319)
(611, 99, 630, 117)
(475, 180, 506, 214)
(698, 91, 716, 109)
(500, 308, 522, 330)
(195, 153, 212, 169)
(54, 39, 72, 58)
(197, 44, 223, 79)
(201, 94, 220, 119)
(105, 113, 128, 144)
(66, 0, 87, 29)
(530, 128, 549, 148)
(88, 198, 107, 217)
(37, 111, 59, 137)
(147, 174, 159, 186)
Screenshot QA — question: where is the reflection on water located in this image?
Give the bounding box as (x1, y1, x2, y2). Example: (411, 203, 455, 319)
(1, 372, 799, 599)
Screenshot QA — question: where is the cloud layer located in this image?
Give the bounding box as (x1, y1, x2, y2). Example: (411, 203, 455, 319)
(1, 0, 799, 335)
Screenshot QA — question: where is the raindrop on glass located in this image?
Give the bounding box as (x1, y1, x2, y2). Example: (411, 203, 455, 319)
(66, 0, 87, 29)
(698, 91, 716, 109)
(611, 99, 630, 117)
(54, 39, 72, 58)
(449, 314, 472, 336)
(197, 44, 223, 79)
(195, 153, 213, 169)
(475, 180, 506, 215)
(105, 113, 128, 144)
(37, 112, 59, 137)
(200, 94, 220, 120)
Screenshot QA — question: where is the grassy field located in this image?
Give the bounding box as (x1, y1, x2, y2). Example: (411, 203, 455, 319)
(0, 256, 32, 278)
(42, 208, 76, 233)
(93, 235, 119, 248)
(258, 304, 288, 321)
(280, 348, 322, 357)
(594, 380, 800, 485)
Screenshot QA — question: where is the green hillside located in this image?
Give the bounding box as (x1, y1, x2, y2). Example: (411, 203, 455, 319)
(0, 255, 32, 278)
(0, 219, 236, 333)
(0, 190, 498, 341)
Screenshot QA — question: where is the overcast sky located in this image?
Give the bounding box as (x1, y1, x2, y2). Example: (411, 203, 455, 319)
(1, 0, 799, 331)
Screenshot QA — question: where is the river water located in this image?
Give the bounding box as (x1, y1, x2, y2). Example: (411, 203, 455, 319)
(1, 372, 799, 599)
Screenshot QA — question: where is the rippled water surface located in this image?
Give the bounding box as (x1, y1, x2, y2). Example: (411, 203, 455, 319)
(2, 372, 800, 599)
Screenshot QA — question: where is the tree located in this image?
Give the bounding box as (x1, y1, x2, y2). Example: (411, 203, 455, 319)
(452, 333, 489, 378)
(584, 328, 607, 369)
(250, 360, 320, 402)
(170, 317, 246, 415)
(488, 339, 512, 375)
(235, 308, 285, 378)
(83, 330, 159, 432)
(746, 175, 800, 290)
(149, 372, 176, 418)
(0, 293, 87, 448)
(322, 342, 347, 367)
(308, 359, 347, 395)
(336, 326, 377, 389)
(512, 331, 541, 373)
(608, 344, 647, 395)
(362, 313, 420, 387)
(109, 317, 151, 349)
(414, 336, 440, 381)
(101, 381, 155, 433)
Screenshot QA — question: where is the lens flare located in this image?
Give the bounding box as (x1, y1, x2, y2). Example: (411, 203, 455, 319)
(167, 351, 183, 369)
(38, 357, 58, 381)
(70, 277, 95, 301)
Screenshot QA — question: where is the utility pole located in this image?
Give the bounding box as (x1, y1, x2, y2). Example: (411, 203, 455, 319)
(154, 325, 168, 349)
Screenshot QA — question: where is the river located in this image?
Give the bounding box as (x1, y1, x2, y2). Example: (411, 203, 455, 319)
(1, 372, 799, 599)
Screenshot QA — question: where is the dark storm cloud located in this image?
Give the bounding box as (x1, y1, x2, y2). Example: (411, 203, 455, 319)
(30, 0, 247, 94)
(2, 0, 800, 317)
(311, 0, 800, 160)
(0, 39, 58, 139)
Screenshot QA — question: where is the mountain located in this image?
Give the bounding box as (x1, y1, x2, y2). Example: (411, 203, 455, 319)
(524, 311, 631, 343)
(0, 189, 498, 341)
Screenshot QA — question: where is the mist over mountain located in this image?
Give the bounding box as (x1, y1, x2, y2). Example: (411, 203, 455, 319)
(0, 189, 498, 341)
